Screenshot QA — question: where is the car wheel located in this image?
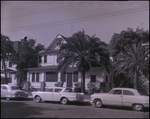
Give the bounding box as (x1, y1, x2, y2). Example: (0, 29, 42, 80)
(34, 96, 41, 103)
(60, 98, 68, 105)
(6, 97, 10, 101)
(132, 104, 143, 111)
(95, 99, 103, 108)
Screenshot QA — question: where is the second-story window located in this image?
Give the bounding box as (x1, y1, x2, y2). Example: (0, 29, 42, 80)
(39, 56, 42, 63)
(9, 62, 12, 67)
(44, 55, 47, 63)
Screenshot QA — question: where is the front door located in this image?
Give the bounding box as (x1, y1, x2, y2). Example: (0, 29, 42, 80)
(67, 73, 72, 87)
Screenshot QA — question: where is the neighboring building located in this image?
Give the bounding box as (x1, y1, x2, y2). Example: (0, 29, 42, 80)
(25, 34, 114, 93)
(1, 41, 20, 85)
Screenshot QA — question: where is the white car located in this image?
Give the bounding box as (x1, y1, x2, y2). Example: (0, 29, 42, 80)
(32, 87, 84, 104)
(1, 84, 28, 100)
(90, 88, 149, 111)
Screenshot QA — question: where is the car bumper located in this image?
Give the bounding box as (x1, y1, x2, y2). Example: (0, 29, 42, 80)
(90, 100, 94, 104)
(143, 103, 149, 108)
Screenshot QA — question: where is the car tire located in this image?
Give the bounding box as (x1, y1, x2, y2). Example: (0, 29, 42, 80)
(34, 96, 41, 103)
(60, 97, 68, 105)
(132, 104, 144, 111)
(6, 97, 10, 101)
(95, 99, 103, 108)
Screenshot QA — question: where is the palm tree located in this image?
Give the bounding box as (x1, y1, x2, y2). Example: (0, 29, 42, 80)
(113, 41, 149, 89)
(57, 30, 111, 93)
(1, 34, 15, 84)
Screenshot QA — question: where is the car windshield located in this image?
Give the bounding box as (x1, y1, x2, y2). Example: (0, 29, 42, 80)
(11, 86, 20, 90)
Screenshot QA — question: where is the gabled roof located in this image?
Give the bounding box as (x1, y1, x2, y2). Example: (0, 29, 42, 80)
(36, 34, 65, 55)
(45, 34, 64, 51)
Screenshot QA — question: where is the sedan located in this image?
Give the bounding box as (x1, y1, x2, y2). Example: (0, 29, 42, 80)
(1, 84, 28, 100)
(90, 88, 149, 111)
(32, 87, 84, 104)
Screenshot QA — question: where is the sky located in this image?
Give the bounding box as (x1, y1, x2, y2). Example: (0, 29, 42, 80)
(1, 1, 149, 48)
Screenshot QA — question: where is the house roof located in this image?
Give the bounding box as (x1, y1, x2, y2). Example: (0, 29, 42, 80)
(36, 34, 64, 55)
(25, 65, 78, 72)
(25, 65, 58, 71)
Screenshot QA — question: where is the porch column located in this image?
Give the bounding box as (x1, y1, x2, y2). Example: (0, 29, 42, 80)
(78, 72, 82, 82)
(41, 72, 45, 91)
(57, 72, 61, 82)
(26, 72, 30, 91)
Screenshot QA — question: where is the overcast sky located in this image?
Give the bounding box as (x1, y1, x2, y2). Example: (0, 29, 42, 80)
(1, 1, 149, 48)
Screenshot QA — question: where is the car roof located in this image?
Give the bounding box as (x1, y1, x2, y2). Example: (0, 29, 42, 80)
(45, 87, 65, 89)
(112, 88, 138, 91)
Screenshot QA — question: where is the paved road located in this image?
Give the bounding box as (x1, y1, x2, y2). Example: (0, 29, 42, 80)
(1, 98, 149, 118)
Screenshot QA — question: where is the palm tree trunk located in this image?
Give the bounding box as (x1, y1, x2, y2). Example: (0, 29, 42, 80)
(134, 69, 137, 89)
(81, 71, 85, 93)
(2, 57, 8, 84)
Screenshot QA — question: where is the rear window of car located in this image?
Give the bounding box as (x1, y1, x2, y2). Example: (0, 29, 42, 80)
(64, 88, 73, 92)
(11, 86, 20, 90)
(123, 90, 135, 95)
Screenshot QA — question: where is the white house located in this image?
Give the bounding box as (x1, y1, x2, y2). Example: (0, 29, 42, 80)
(25, 34, 114, 93)
(1, 41, 20, 85)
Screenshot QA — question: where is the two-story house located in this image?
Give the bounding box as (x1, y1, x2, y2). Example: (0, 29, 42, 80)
(25, 34, 114, 93)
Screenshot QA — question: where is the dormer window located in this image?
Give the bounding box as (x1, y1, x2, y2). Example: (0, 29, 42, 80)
(57, 39, 62, 46)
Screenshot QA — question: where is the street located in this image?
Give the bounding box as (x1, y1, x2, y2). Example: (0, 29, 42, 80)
(1, 98, 149, 118)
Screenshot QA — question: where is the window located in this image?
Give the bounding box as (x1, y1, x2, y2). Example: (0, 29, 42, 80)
(64, 88, 73, 92)
(73, 71, 78, 82)
(109, 90, 122, 95)
(46, 88, 53, 92)
(54, 88, 62, 92)
(36, 73, 39, 82)
(91, 75, 96, 82)
(46, 72, 57, 82)
(2, 86, 7, 90)
(106, 75, 108, 83)
(62, 72, 66, 82)
(32, 73, 35, 82)
(39, 56, 42, 63)
(123, 90, 134, 95)
(44, 55, 47, 63)
(11, 86, 20, 90)
(9, 62, 12, 67)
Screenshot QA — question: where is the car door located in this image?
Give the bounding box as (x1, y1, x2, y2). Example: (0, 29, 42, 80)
(105, 89, 123, 106)
(43, 88, 53, 101)
(122, 90, 135, 107)
(52, 88, 63, 101)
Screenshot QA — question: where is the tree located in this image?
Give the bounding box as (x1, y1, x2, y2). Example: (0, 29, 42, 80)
(113, 41, 149, 89)
(110, 27, 149, 61)
(1, 34, 15, 84)
(11, 36, 45, 86)
(57, 30, 111, 93)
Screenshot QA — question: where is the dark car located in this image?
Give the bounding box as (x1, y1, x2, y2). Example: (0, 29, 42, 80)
(1, 84, 28, 100)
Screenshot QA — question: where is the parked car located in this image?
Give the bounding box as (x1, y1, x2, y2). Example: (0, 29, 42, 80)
(90, 88, 149, 111)
(1, 84, 28, 100)
(32, 87, 84, 104)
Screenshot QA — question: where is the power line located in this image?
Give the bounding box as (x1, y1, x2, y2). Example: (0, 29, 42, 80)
(2, 6, 148, 32)
(1, 3, 85, 20)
